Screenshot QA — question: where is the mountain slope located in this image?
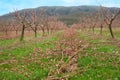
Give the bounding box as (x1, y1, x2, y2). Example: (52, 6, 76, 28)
(0, 6, 120, 25)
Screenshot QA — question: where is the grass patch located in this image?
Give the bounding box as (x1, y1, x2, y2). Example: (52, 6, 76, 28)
(0, 32, 61, 80)
(0, 39, 17, 47)
(0, 70, 29, 80)
(0, 30, 120, 80)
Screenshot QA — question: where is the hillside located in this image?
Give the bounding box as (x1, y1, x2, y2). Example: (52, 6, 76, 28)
(0, 6, 120, 25)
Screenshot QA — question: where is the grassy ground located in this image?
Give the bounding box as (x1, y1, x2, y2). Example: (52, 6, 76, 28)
(71, 29, 120, 80)
(0, 29, 120, 80)
(0, 32, 60, 80)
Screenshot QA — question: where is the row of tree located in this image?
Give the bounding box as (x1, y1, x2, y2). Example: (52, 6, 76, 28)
(0, 9, 67, 41)
(0, 6, 120, 40)
(71, 6, 120, 38)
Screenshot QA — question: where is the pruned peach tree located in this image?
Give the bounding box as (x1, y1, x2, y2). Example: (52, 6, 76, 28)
(14, 10, 28, 41)
(103, 8, 120, 38)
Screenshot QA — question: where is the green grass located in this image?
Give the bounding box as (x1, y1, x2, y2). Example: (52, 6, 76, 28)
(0, 30, 120, 80)
(69, 30, 120, 80)
(0, 34, 58, 59)
(0, 39, 17, 47)
(0, 32, 60, 80)
(0, 70, 29, 80)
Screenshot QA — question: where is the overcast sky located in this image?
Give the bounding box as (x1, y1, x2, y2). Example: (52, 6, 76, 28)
(0, 0, 120, 16)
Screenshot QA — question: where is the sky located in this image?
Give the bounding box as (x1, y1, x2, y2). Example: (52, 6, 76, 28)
(0, 0, 120, 16)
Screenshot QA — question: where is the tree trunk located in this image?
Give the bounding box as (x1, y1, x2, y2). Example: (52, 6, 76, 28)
(108, 24, 114, 38)
(20, 25, 25, 41)
(100, 24, 103, 35)
(35, 27, 37, 37)
(92, 26, 95, 34)
(5, 30, 8, 35)
(89, 26, 92, 32)
(15, 30, 18, 35)
(42, 28, 45, 36)
(47, 28, 49, 34)
(51, 28, 53, 34)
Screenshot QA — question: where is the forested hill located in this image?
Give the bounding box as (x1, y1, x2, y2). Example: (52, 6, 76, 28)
(0, 6, 120, 25)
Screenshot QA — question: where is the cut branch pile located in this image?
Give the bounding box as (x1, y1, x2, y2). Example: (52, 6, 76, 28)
(46, 29, 88, 80)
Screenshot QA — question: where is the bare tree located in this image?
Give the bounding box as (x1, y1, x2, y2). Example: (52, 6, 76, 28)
(14, 10, 28, 41)
(38, 9, 47, 36)
(80, 17, 86, 31)
(11, 19, 20, 35)
(29, 10, 39, 37)
(87, 13, 98, 34)
(48, 16, 58, 34)
(45, 17, 50, 34)
(98, 6, 105, 35)
(103, 8, 120, 38)
(0, 21, 11, 35)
